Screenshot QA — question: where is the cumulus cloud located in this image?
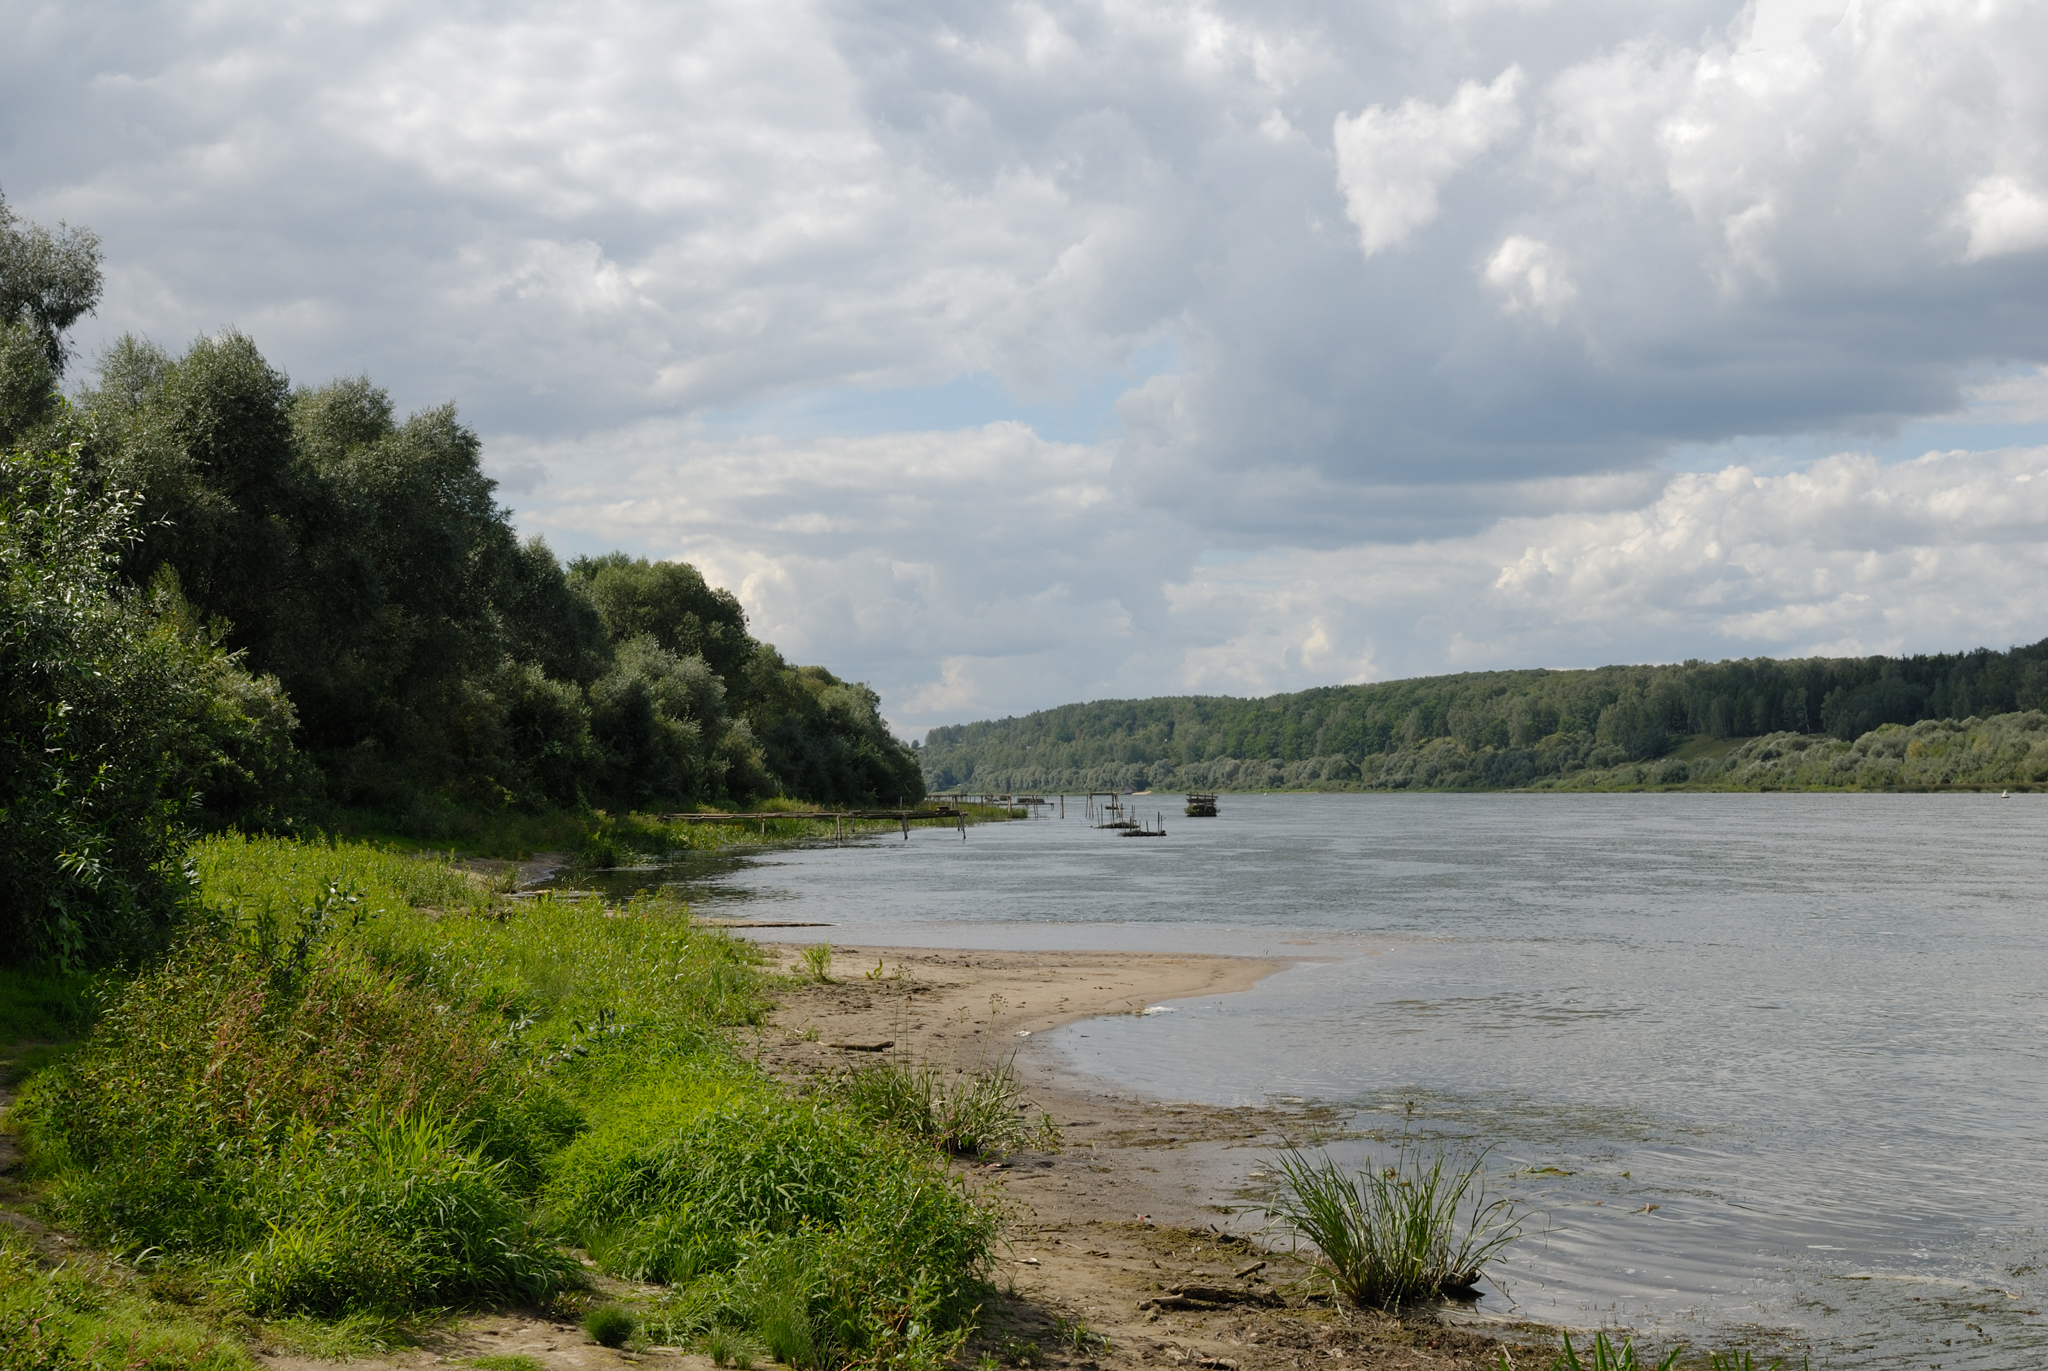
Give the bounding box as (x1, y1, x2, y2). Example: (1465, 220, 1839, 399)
(7, 0, 2048, 729)
(1960, 176, 2048, 261)
(1332, 67, 1522, 257)
(1482, 235, 1575, 321)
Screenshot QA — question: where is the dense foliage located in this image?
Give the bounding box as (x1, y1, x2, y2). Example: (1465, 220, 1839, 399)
(919, 645, 2048, 793)
(18, 837, 996, 1366)
(1, 192, 918, 964)
(1, 439, 301, 965)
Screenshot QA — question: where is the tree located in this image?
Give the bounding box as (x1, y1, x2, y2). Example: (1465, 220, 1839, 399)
(0, 188, 102, 374)
(1, 437, 301, 966)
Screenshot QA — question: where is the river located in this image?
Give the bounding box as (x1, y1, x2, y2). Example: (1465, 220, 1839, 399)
(573, 792, 2048, 1368)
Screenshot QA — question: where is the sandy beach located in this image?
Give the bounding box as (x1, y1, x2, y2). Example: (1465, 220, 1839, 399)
(750, 942, 1536, 1371)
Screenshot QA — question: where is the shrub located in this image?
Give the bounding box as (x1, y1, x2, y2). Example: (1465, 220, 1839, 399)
(1266, 1145, 1521, 1309)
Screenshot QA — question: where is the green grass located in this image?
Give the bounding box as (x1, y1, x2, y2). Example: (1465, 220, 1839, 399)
(1265, 1145, 1522, 1309)
(7, 831, 999, 1369)
(1532, 1333, 1681, 1371)
(0, 1229, 251, 1371)
(826, 1053, 1061, 1157)
(467, 1357, 546, 1371)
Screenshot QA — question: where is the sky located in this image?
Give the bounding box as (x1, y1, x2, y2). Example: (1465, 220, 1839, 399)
(7, 0, 2048, 736)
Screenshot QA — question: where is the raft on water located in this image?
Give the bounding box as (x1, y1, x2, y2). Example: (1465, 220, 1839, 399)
(1184, 793, 1219, 817)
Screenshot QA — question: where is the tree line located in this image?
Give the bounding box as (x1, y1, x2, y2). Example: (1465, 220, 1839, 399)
(2, 192, 920, 963)
(917, 644, 2048, 795)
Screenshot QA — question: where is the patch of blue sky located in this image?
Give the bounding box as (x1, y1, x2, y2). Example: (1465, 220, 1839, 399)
(1664, 415, 2048, 477)
(696, 343, 1178, 445)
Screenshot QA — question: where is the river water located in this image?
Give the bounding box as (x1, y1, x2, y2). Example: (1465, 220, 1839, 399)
(577, 793, 2048, 1367)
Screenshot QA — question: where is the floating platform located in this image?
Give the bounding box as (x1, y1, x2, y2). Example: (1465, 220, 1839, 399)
(1184, 793, 1219, 817)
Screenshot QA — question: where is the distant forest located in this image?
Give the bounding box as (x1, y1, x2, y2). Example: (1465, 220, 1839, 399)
(4, 193, 920, 954)
(917, 645, 2048, 794)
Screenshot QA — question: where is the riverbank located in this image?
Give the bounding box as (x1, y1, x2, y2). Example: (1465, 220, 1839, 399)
(752, 944, 1540, 1371)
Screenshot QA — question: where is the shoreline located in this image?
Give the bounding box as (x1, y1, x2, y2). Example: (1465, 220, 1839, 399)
(754, 942, 1538, 1371)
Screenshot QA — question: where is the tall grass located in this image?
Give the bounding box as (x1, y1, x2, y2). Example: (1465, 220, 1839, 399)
(11, 832, 998, 1368)
(1265, 1145, 1521, 1309)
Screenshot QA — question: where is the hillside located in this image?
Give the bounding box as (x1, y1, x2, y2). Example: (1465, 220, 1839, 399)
(915, 644, 2048, 793)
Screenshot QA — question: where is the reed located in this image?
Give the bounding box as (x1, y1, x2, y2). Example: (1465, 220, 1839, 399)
(1265, 1145, 1521, 1309)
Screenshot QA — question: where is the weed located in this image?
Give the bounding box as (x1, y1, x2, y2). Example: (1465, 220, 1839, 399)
(261, 1311, 411, 1357)
(999, 1334, 1043, 1366)
(1706, 1352, 1804, 1371)
(1053, 1314, 1104, 1354)
(0, 1231, 251, 1371)
(1266, 1145, 1522, 1309)
(741, 1247, 817, 1366)
(800, 943, 834, 983)
(585, 1304, 636, 1347)
(1520, 1332, 1680, 1371)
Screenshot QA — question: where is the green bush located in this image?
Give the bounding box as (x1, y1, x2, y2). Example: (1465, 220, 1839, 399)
(2, 441, 304, 969)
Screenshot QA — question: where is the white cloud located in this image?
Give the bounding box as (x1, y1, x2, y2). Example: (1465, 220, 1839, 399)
(1482, 234, 1575, 321)
(1332, 67, 1523, 257)
(1960, 176, 2048, 262)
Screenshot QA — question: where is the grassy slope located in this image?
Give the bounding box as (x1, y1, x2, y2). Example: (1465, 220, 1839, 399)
(1, 833, 998, 1371)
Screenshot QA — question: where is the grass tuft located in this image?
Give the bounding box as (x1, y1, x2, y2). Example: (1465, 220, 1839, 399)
(799, 943, 834, 983)
(827, 1053, 1058, 1157)
(584, 1305, 636, 1348)
(1265, 1144, 1521, 1309)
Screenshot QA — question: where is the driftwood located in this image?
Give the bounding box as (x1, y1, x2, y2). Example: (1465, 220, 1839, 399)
(1138, 1283, 1285, 1311)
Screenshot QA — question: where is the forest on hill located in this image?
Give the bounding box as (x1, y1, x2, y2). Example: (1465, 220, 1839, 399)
(917, 644, 2048, 795)
(1, 193, 920, 964)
